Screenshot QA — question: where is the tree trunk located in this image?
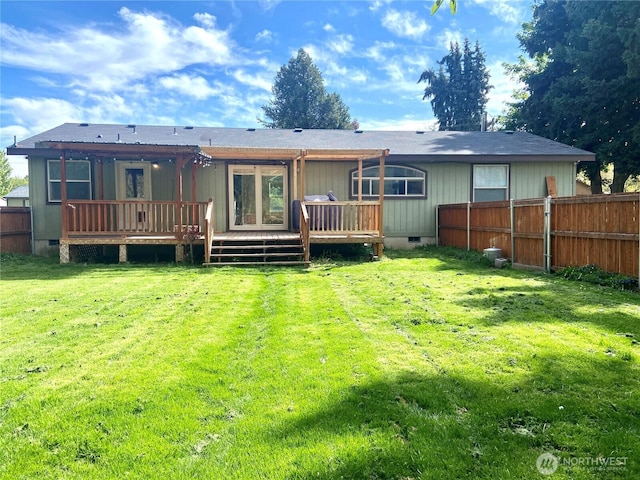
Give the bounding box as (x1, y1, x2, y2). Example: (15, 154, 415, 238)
(588, 168, 603, 194)
(610, 170, 629, 193)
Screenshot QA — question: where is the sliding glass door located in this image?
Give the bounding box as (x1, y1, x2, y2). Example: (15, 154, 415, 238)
(229, 165, 287, 230)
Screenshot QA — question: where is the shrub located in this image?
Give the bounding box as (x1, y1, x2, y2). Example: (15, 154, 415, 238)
(559, 264, 637, 291)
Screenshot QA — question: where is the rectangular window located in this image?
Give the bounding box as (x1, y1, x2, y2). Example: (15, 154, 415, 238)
(473, 165, 508, 202)
(48, 159, 92, 202)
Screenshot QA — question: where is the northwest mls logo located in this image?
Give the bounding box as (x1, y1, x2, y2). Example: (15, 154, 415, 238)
(536, 453, 559, 475)
(536, 452, 628, 475)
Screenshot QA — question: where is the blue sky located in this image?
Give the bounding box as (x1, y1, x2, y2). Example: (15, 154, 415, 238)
(1, 0, 532, 176)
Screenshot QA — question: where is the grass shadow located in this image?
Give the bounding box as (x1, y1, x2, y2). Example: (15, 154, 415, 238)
(273, 352, 640, 479)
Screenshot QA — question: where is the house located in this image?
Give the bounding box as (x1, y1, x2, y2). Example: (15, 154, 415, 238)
(7, 123, 595, 264)
(2, 185, 29, 207)
(576, 179, 592, 196)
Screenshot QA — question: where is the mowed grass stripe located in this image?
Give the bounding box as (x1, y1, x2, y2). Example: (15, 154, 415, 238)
(1, 251, 639, 479)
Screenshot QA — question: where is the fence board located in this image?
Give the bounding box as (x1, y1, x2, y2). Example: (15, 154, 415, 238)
(438, 193, 639, 279)
(0, 207, 31, 254)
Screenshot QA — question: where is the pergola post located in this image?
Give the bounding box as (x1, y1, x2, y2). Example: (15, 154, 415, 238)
(300, 150, 306, 200)
(60, 151, 68, 239)
(175, 155, 184, 238)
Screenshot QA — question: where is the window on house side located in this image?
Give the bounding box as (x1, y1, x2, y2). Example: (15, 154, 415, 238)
(47, 159, 92, 202)
(473, 165, 509, 202)
(351, 165, 426, 198)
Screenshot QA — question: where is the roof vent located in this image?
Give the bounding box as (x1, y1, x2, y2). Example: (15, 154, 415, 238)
(173, 127, 178, 135)
(96, 134, 103, 138)
(79, 123, 89, 127)
(293, 128, 303, 133)
(354, 130, 363, 134)
(246, 128, 256, 132)
(415, 130, 425, 134)
(127, 124, 136, 128)
(184, 126, 194, 130)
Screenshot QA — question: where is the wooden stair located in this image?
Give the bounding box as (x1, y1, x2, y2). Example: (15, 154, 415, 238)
(204, 232, 308, 266)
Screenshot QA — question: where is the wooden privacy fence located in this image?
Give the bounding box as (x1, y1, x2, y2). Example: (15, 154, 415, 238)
(0, 207, 31, 254)
(438, 193, 639, 280)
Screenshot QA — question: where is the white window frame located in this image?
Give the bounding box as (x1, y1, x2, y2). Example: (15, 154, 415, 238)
(351, 165, 426, 199)
(47, 159, 92, 203)
(472, 164, 509, 202)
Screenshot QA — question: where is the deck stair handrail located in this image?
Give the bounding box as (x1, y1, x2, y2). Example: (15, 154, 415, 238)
(64, 200, 208, 237)
(204, 198, 214, 264)
(300, 202, 310, 262)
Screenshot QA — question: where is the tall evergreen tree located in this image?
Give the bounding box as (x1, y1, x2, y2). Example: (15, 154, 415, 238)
(418, 39, 491, 131)
(504, 0, 640, 193)
(261, 49, 354, 130)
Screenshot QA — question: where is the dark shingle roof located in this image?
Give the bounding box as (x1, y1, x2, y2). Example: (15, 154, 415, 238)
(10, 123, 595, 161)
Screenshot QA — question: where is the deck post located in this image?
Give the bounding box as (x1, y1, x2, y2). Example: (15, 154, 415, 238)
(175, 155, 184, 239)
(60, 151, 69, 239)
(118, 244, 127, 263)
(292, 154, 299, 201)
(191, 162, 198, 203)
(300, 150, 306, 200)
(378, 151, 386, 246)
(175, 244, 184, 263)
(357, 158, 363, 202)
(59, 242, 70, 264)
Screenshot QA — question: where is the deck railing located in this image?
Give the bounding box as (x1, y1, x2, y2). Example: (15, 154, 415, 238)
(204, 198, 214, 263)
(64, 200, 208, 238)
(302, 201, 382, 236)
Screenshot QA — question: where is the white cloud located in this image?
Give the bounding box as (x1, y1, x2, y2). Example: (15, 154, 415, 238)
(365, 41, 397, 62)
(159, 74, 220, 100)
(323, 23, 335, 33)
(485, 61, 522, 116)
(381, 9, 430, 40)
(232, 69, 273, 92)
(369, 1, 392, 13)
(193, 12, 217, 28)
(0, 7, 237, 92)
(438, 29, 464, 51)
(471, 0, 525, 25)
(255, 29, 274, 42)
(362, 117, 439, 132)
(328, 34, 354, 55)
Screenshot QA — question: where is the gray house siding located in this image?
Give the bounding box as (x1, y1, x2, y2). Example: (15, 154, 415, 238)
(14, 125, 594, 255)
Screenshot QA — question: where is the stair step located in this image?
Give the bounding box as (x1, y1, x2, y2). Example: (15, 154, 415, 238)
(211, 243, 302, 250)
(211, 252, 303, 258)
(203, 261, 310, 266)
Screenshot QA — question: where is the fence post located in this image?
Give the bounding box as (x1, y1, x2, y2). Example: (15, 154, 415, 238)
(467, 201, 471, 251)
(543, 196, 552, 273)
(510, 199, 515, 263)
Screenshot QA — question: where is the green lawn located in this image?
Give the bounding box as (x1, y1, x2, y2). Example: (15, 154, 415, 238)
(1, 248, 639, 479)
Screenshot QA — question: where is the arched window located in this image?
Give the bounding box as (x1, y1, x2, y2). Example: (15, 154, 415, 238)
(351, 165, 426, 198)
